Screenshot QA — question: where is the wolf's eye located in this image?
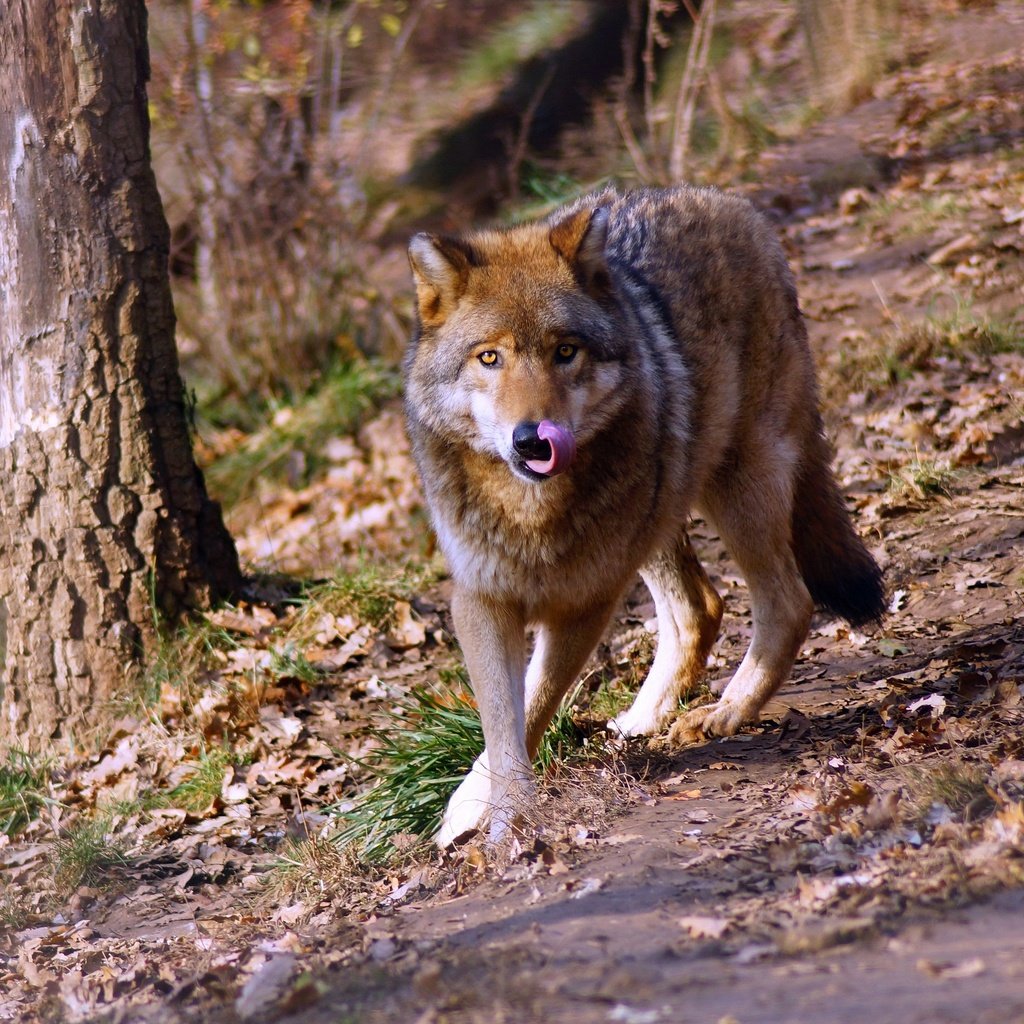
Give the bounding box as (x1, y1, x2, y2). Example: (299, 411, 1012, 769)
(554, 343, 578, 364)
(478, 350, 499, 367)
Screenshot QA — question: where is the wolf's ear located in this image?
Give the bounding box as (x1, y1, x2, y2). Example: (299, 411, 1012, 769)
(408, 233, 477, 324)
(549, 206, 611, 299)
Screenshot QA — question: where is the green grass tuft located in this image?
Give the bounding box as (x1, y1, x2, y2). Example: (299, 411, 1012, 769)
(910, 759, 994, 824)
(0, 750, 51, 837)
(156, 746, 247, 814)
(587, 677, 635, 721)
(54, 813, 130, 894)
(513, 163, 592, 217)
(536, 682, 589, 773)
(289, 562, 435, 639)
(143, 613, 241, 708)
(269, 643, 320, 684)
(886, 299, 1022, 368)
(863, 193, 973, 239)
(834, 297, 1021, 394)
(926, 302, 1021, 357)
(887, 457, 958, 502)
(0, 889, 32, 929)
(331, 675, 591, 863)
(331, 685, 482, 863)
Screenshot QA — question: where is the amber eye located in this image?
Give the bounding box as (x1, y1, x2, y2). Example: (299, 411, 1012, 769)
(554, 343, 578, 364)
(478, 350, 499, 367)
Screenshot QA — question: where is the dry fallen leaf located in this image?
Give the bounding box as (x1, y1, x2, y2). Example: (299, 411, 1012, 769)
(678, 915, 730, 939)
(664, 788, 702, 801)
(385, 600, 427, 650)
(907, 693, 947, 716)
(79, 737, 138, 790)
(462, 845, 487, 872)
(569, 876, 606, 899)
(235, 954, 298, 1020)
(600, 833, 644, 846)
(916, 957, 986, 980)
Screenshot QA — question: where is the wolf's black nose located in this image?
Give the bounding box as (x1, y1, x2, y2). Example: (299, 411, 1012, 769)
(512, 422, 552, 461)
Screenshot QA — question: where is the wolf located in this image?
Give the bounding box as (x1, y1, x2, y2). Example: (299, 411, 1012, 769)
(404, 185, 884, 846)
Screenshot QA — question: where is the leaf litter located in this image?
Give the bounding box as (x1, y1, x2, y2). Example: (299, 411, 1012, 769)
(3, 7, 1024, 1022)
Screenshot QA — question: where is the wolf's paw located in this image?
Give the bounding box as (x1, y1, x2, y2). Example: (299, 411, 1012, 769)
(608, 704, 666, 739)
(435, 758, 493, 848)
(667, 700, 748, 746)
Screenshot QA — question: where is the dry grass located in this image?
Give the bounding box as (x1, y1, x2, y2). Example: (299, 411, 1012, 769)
(529, 756, 641, 840)
(832, 298, 1021, 395)
(264, 834, 377, 911)
(887, 458, 958, 502)
(907, 757, 996, 825)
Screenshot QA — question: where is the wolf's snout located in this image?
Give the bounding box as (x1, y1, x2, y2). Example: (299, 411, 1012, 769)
(513, 420, 576, 477)
(512, 422, 551, 461)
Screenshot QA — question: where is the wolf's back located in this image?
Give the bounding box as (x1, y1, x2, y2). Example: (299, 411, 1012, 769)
(600, 187, 797, 327)
(595, 187, 886, 627)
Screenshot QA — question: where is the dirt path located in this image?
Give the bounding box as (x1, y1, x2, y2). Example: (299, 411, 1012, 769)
(316, 892, 1024, 1024)
(282, 468, 1023, 1024)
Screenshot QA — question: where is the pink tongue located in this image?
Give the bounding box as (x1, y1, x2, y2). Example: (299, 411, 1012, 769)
(526, 420, 576, 476)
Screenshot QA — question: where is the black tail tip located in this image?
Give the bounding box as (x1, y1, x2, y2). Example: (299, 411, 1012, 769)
(810, 560, 886, 628)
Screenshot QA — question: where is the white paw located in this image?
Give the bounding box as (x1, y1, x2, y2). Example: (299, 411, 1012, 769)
(435, 757, 493, 848)
(609, 701, 671, 739)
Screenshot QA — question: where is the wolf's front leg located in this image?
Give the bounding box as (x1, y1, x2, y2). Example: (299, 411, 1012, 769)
(437, 599, 617, 847)
(524, 601, 618, 755)
(437, 588, 530, 846)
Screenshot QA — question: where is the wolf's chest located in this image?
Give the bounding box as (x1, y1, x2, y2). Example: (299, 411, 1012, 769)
(430, 479, 668, 611)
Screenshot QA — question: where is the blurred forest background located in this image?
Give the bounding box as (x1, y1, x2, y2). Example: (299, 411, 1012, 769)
(153, 0, 899, 395)
(150, 0, 922, 526)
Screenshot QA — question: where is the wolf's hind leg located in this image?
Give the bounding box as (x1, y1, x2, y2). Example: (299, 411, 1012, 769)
(611, 533, 723, 738)
(671, 469, 813, 743)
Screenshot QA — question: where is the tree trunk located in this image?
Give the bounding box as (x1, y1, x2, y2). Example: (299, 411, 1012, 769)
(0, 0, 241, 752)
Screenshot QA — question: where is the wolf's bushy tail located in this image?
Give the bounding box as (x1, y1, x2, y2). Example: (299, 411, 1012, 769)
(792, 432, 885, 627)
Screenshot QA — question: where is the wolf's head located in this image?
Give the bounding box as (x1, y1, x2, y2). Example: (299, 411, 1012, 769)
(405, 204, 633, 483)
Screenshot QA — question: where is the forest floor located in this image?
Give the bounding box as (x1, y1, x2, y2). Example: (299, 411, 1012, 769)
(2, 5, 1024, 1023)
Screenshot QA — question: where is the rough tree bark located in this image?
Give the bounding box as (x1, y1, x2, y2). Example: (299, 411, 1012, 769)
(0, 1, 241, 752)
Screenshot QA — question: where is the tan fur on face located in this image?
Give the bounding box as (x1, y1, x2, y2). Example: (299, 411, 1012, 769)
(408, 223, 630, 460)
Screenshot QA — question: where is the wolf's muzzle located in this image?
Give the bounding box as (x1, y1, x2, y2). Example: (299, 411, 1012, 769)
(512, 420, 576, 477)
(512, 422, 552, 462)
